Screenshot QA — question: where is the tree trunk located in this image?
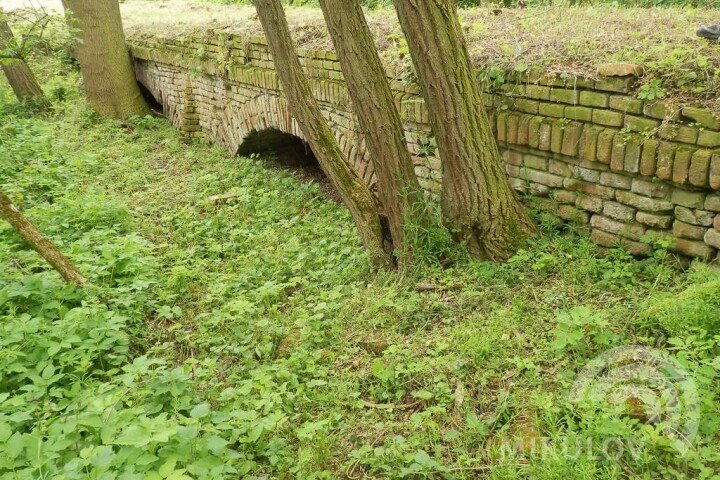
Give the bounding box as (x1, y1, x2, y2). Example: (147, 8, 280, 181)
(253, 0, 391, 268)
(392, 0, 537, 261)
(61, 0, 149, 120)
(318, 0, 428, 267)
(0, 19, 48, 107)
(0, 190, 87, 286)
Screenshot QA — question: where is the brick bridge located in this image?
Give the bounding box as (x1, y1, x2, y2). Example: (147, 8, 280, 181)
(129, 32, 720, 261)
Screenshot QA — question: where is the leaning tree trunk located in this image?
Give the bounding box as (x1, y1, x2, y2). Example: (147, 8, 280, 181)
(253, 0, 391, 268)
(0, 19, 48, 107)
(318, 0, 428, 267)
(61, 0, 149, 120)
(393, 0, 537, 261)
(0, 190, 87, 286)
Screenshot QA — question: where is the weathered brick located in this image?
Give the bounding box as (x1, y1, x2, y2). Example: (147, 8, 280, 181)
(579, 91, 609, 107)
(636, 211, 673, 229)
(593, 109, 625, 127)
(539, 102, 566, 118)
(715, 215, 720, 230)
(711, 154, 720, 190)
(681, 106, 720, 130)
(551, 122, 564, 153)
(553, 190, 578, 204)
(639, 139, 658, 177)
(539, 122, 552, 151)
(643, 102, 679, 121)
(576, 195, 604, 213)
(550, 88, 580, 105)
(507, 114, 520, 144)
(565, 106, 593, 122)
(672, 238, 714, 259)
(561, 122, 583, 157)
(565, 179, 616, 200)
(515, 98, 540, 114)
(624, 115, 660, 133)
(590, 229, 652, 256)
(596, 130, 615, 164)
(524, 154, 547, 170)
(497, 112, 508, 142)
(528, 116, 543, 148)
(706, 194, 720, 212)
(673, 220, 708, 240)
(705, 229, 720, 249)
(656, 142, 676, 181)
(631, 178, 669, 198)
(505, 150, 523, 166)
(672, 147, 695, 185)
(529, 182, 551, 196)
(590, 214, 645, 240)
(610, 135, 626, 171)
(624, 137, 642, 174)
(559, 204, 590, 223)
(659, 124, 699, 145)
(526, 84, 551, 101)
(698, 130, 720, 148)
(675, 206, 715, 227)
(609, 95, 643, 114)
(579, 125, 602, 161)
(604, 201, 636, 221)
(689, 149, 711, 187)
(525, 168, 564, 187)
(573, 166, 599, 183)
(517, 115, 532, 145)
(670, 188, 706, 209)
(616, 190, 674, 212)
(600, 172, 632, 189)
(595, 76, 636, 93)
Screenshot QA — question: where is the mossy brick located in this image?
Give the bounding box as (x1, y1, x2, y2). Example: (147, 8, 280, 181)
(643, 102, 679, 121)
(550, 88, 580, 105)
(659, 124, 699, 145)
(507, 114, 520, 144)
(711, 154, 720, 190)
(524, 154, 547, 170)
(500, 83, 527, 97)
(624, 115, 660, 133)
(671, 188, 706, 208)
(549, 159, 573, 176)
(579, 125, 602, 161)
(631, 178, 669, 198)
(525, 169, 564, 187)
(530, 182, 551, 196)
(590, 214, 645, 240)
(596, 130, 616, 164)
(528, 116, 543, 148)
(681, 106, 720, 130)
(610, 134, 626, 171)
(576, 194, 604, 213)
(675, 206, 715, 227)
(515, 98, 540, 114)
(574, 166, 601, 182)
(656, 142, 676, 180)
(616, 190, 674, 212)
(539, 122, 552, 151)
(600, 172, 632, 189)
(698, 130, 720, 148)
(539, 102, 566, 118)
(497, 112, 508, 142)
(706, 194, 720, 212)
(609, 95, 643, 114)
(673, 220, 707, 240)
(604, 201, 636, 221)
(517, 115, 532, 145)
(565, 105, 593, 122)
(689, 149, 711, 187)
(579, 91, 609, 107)
(593, 109, 625, 127)
(526, 84, 551, 100)
(639, 139, 659, 177)
(706, 229, 720, 249)
(624, 138, 642, 173)
(553, 190, 578, 203)
(559, 204, 591, 224)
(561, 122, 583, 156)
(672, 147, 695, 184)
(594, 76, 636, 93)
(551, 122, 564, 153)
(637, 211, 673, 229)
(671, 238, 715, 259)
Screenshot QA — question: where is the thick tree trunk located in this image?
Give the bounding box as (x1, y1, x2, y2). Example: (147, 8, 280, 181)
(0, 19, 48, 107)
(318, 0, 428, 267)
(392, 0, 537, 261)
(61, 0, 149, 120)
(253, 0, 391, 268)
(0, 190, 87, 286)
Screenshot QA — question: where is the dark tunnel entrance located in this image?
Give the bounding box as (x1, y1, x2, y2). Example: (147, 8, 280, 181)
(238, 128, 338, 201)
(138, 83, 164, 116)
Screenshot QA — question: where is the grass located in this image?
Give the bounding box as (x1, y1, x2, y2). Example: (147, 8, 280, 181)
(1, 41, 720, 479)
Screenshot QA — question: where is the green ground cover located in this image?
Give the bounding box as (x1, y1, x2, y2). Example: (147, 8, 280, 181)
(1, 43, 720, 479)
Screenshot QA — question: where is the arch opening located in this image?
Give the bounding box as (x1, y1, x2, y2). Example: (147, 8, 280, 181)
(138, 82, 164, 116)
(238, 128, 338, 201)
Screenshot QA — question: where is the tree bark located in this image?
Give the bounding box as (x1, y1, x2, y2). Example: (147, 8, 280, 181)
(0, 190, 87, 286)
(318, 0, 428, 267)
(253, 0, 391, 268)
(0, 19, 48, 107)
(392, 0, 537, 261)
(61, 0, 149, 120)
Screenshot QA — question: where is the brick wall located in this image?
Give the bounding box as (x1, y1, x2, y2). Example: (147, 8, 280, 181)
(129, 32, 720, 261)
